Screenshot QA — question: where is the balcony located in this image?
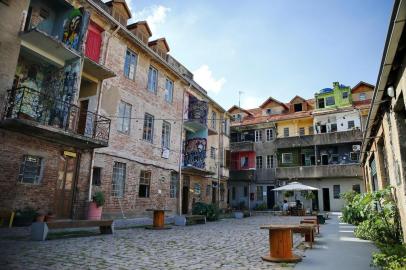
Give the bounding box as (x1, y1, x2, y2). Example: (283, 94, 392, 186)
(274, 130, 363, 149)
(275, 164, 362, 179)
(255, 169, 276, 182)
(229, 170, 255, 182)
(183, 138, 214, 176)
(184, 95, 208, 132)
(230, 141, 254, 152)
(1, 87, 111, 148)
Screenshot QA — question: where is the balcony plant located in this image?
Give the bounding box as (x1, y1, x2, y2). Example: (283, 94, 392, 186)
(13, 207, 37, 227)
(87, 191, 105, 220)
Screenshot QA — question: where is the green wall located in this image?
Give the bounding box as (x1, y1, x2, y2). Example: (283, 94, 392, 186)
(315, 82, 352, 110)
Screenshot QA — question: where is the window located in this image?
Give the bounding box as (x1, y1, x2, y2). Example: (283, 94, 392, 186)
(117, 101, 132, 134)
(206, 184, 211, 196)
(243, 186, 248, 197)
(266, 129, 273, 141)
(210, 147, 216, 159)
(333, 185, 340, 199)
(223, 119, 229, 135)
(139, 170, 151, 198)
(194, 183, 201, 195)
(331, 155, 339, 163)
(330, 123, 337, 132)
(112, 162, 126, 197)
(318, 98, 325, 109)
(241, 156, 249, 169)
(350, 152, 360, 162)
(359, 93, 366, 101)
(18, 155, 44, 184)
(165, 78, 174, 103)
(352, 184, 361, 193)
(342, 91, 349, 99)
(161, 121, 171, 149)
(170, 173, 178, 198)
(320, 125, 327, 133)
(255, 130, 262, 142)
(124, 49, 137, 80)
(92, 167, 102, 186)
(256, 156, 263, 169)
(348, 120, 355, 129)
(308, 126, 314, 135)
(266, 108, 272, 115)
(326, 96, 335, 106)
(143, 113, 154, 142)
(282, 153, 293, 164)
(299, 127, 305, 136)
(256, 186, 263, 201)
(211, 111, 217, 130)
(294, 103, 302, 112)
(147, 66, 158, 93)
(232, 186, 236, 200)
(267, 155, 274, 168)
(283, 127, 289, 137)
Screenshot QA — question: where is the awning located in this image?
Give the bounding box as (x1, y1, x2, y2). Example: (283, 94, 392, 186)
(273, 182, 319, 191)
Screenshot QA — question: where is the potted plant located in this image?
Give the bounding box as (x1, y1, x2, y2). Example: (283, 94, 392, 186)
(13, 207, 37, 226)
(87, 191, 105, 220)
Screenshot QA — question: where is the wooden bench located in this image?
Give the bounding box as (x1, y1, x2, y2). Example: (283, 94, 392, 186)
(0, 211, 15, 228)
(185, 215, 206, 225)
(303, 217, 320, 234)
(31, 219, 114, 241)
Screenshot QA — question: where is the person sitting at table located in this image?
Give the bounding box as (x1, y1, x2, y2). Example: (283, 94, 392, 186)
(296, 200, 302, 209)
(282, 200, 289, 214)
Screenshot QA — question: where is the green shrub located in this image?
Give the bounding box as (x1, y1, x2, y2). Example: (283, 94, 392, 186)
(93, 191, 105, 207)
(192, 202, 219, 221)
(253, 203, 267, 211)
(372, 244, 406, 270)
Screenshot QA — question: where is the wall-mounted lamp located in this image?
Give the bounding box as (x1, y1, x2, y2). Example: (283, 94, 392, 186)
(387, 86, 395, 98)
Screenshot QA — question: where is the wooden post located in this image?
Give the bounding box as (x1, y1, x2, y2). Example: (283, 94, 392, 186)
(153, 210, 165, 228)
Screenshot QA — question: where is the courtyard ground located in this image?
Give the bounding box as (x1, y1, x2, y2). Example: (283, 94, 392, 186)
(0, 214, 376, 270)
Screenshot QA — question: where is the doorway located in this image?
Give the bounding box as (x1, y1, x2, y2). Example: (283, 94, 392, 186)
(312, 190, 319, 210)
(212, 185, 217, 204)
(321, 154, 329, 165)
(182, 186, 189, 214)
(55, 153, 78, 219)
(322, 188, 330, 211)
(266, 186, 275, 209)
(77, 99, 89, 135)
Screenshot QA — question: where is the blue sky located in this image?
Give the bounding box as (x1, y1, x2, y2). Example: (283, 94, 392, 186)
(125, 0, 393, 110)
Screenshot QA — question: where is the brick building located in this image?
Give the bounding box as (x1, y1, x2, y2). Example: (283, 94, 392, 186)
(0, 0, 230, 221)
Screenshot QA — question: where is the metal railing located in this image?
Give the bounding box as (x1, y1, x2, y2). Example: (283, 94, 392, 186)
(4, 87, 111, 143)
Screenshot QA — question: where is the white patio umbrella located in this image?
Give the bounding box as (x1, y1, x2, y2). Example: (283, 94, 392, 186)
(273, 182, 319, 211)
(272, 181, 319, 191)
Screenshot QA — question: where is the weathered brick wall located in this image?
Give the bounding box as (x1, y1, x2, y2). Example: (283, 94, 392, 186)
(0, 129, 91, 218)
(94, 153, 178, 218)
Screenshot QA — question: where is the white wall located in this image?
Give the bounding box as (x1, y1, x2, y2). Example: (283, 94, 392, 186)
(314, 110, 361, 133)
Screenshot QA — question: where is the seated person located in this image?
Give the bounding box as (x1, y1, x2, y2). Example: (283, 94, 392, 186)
(296, 200, 302, 209)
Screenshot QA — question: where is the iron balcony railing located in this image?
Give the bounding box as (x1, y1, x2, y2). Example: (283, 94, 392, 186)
(4, 87, 111, 143)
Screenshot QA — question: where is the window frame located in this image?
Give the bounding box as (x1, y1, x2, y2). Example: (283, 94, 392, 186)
(342, 91, 349, 99)
(124, 49, 138, 80)
(294, 103, 303, 112)
(266, 129, 273, 141)
(92, 167, 102, 186)
(326, 96, 335, 106)
(266, 155, 274, 169)
(164, 78, 174, 103)
(210, 147, 216, 160)
(333, 185, 340, 199)
(348, 120, 355, 129)
(18, 155, 44, 184)
(170, 173, 178, 198)
(143, 113, 154, 143)
(256, 156, 263, 169)
(147, 66, 158, 93)
(117, 101, 132, 134)
(112, 162, 126, 197)
(359, 93, 366, 101)
(254, 130, 262, 142)
(139, 170, 151, 198)
(283, 127, 289, 137)
(211, 111, 217, 130)
(299, 127, 305, 136)
(161, 121, 171, 149)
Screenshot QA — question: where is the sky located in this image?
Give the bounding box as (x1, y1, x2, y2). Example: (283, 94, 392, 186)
(120, 0, 393, 110)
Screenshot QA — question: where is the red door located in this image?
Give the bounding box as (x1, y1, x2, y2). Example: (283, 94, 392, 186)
(85, 21, 102, 62)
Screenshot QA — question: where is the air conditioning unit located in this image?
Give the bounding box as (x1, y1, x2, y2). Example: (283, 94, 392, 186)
(352, 145, 361, 152)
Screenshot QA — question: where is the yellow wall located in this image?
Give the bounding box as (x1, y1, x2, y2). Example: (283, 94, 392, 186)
(276, 117, 313, 137)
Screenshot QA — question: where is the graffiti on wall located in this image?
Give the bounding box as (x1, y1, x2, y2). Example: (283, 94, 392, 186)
(63, 8, 89, 50)
(184, 138, 207, 169)
(188, 95, 208, 126)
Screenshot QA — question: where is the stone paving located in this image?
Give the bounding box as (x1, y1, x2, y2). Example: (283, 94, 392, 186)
(0, 215, 305, 270)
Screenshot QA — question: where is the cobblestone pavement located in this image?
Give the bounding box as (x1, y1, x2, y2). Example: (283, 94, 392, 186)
(0, 215, 305, 270)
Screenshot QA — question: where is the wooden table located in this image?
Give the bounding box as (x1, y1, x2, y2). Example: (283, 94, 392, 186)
(260, 224, 302, 263)
(145, 209, 171, 230)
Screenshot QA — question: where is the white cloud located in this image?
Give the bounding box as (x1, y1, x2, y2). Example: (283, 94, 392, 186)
(193, 65, 226, 94)
(131, 5, 171, 34)
(241, 95, 262, 109)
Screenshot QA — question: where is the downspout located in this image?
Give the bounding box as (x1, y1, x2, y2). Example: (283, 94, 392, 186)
(88, 25, 120, 201)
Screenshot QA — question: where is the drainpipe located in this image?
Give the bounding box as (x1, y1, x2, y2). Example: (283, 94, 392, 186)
(87, 26, 120, 201)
